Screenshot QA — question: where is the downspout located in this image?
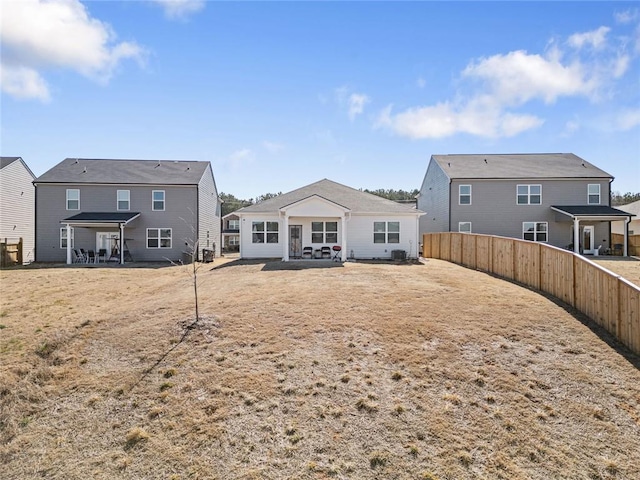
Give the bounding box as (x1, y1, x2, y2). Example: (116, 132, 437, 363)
(573, 217, 580, 254)
(119, 223, 124, 265)
(624, 217, 630, 257)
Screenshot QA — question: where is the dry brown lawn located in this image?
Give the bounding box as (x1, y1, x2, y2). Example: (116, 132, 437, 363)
(592, 257, 640, 287)
(1, 258, 639, 480)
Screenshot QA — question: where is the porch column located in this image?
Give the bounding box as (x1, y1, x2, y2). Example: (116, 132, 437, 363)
(573, 218, 580, 254)
(66, 223, 72, 265)
(341, 215, 347, 261)
(119, 223, 124, 265)
(283, 214, 290, 261)
(624, 217, 630, 257)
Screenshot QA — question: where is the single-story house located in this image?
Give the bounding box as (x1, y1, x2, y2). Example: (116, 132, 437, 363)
(235, 178, 424, 261)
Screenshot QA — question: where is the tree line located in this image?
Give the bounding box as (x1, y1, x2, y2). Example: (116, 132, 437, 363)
(220, 188, 418, 216)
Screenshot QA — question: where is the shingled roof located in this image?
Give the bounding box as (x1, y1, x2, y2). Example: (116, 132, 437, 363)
(1, 157, 21, 169)
(238, 179, 421, 214)
(431, 153, 613, 180)
(35, 158, 211, 185)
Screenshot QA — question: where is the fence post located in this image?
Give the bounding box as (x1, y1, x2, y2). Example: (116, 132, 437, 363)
(17, 237, 23, 265)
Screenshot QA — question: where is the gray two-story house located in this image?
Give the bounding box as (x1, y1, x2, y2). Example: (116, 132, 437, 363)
(34, 158, 221, 264)
(417, 153, 634, 255)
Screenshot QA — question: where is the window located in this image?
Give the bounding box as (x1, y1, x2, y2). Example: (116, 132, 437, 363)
(252, 221, 279, 243)
(228, 219, 239, 230)
(117, 190, 130, 211)
(459, 222, 472, 233)
(147, 228, 172, 248)
(252, 222, 264, 243)
(266, 222, 279, 243)
(374, 222, 400, 243)
(229, 236, 240, 246)
(459, 185, 471, 205)
(517, 184, 542, 205)
(588, 184, 600, 204)
(312, 222, 338, 243)
(60, 227, 74, 248)
(66, 189, 79, 210)
(152, 190, 165, 211)
(523, 222, 548, 242)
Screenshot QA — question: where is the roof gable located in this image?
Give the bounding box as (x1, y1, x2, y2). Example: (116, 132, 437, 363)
(35, 158, 211, 185)
(238, 179, 421, 215)
(432, 153, 613, 180)
(0, 156, 35, 178)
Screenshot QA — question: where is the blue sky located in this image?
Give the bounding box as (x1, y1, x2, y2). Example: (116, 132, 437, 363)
(2, 1, 639, 199)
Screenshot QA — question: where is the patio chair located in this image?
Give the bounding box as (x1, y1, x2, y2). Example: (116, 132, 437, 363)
(321, 246, 332, 259)
(332, 245, 342, 262)
(86, 250, 96, 263)
(73, 249, 86, 263)
(97, 249, 107, 262)
(302, 246, 313, 259)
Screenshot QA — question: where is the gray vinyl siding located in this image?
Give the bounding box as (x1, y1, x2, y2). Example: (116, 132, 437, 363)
(418, 159, 450, 234)
(0, 159, 35, 263)
(197, 164, 221, 258)
(35, 184, 200, 262)
(450, 179, 612, 250)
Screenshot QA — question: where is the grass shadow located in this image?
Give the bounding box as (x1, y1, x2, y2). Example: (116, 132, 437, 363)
(261, 260, 344, 271)
(480, 269, 640, 371)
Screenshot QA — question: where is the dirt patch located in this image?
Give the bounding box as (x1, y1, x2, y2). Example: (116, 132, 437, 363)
(1, 259, 639, 479)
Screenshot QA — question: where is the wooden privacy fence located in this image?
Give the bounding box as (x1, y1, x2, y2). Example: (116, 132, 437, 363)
(0, 237, 23, 268)
(612, 233, 640, 256)
(422, 232, 640, 356)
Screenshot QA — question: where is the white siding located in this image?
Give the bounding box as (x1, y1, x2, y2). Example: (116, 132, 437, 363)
(239, 214, 283, 258)
(347, 214, 420, 259)
(0, 159, 35, 263)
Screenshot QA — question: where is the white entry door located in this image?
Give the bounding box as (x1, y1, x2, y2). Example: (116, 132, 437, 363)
(582, 226, 594, 253)
(96, 232, 119, 258)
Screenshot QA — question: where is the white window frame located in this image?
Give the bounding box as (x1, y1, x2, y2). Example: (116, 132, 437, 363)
(152, 190, 165, 211)
(228, 219, 239, 230)
(459, 185, 472, 205)
(522, 222, 548, 242)
(60, 227, 74, 248)
(147, 228, 172, 248)
(588, 184, 601, 205)
(373, 221, 400, 244)
(229, 236, 240, 246)
(517, 184, 542, 205)
(252, 221, 279, 243)
(458, 222, 472, 233)
(117, 190, 130, 211)
(66, 189, 80, 210)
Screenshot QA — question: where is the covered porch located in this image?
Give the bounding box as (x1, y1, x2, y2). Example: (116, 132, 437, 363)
(279, 195, 350, 262)
(61, 212, 140, 265)
(551, 205, 635, 256)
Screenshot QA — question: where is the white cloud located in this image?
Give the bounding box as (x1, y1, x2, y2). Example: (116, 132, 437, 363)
(333, 86, 370, 120)
(376, 101, 543, 139)
(150, 0, 205, 20)
(562, 120, 580, 137)
(378, 22, 636, 140)
(416, 77, 426, 88)
(615, 109, 640, 131)
(0, 0, 146, 101)
(0, 65, 50, 102)
(567, 26, 611, 50)
(348, 93, 370, 121)
(263, 141, 284, 153)
(227, 149, 254, 169)
(462, 50, 596, 105)
(614, 9, 639, 25)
